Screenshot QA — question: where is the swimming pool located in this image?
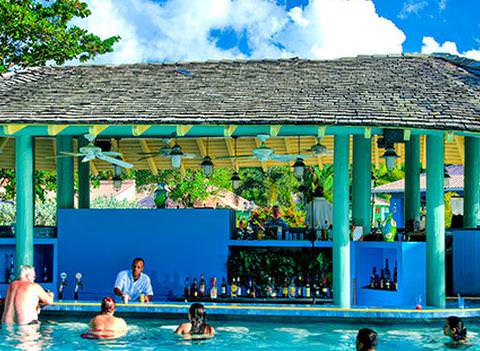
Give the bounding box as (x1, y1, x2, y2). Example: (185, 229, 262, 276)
(0, 315, 478, 350)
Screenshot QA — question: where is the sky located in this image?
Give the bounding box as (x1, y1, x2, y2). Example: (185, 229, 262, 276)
(77, 0, 480, 64)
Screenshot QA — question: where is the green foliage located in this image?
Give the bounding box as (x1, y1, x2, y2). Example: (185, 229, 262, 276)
(91, 196, 141, 209)
(0, 0, 120, 73)
(0, 168, 56, 202)
(0, 199, 57, 226)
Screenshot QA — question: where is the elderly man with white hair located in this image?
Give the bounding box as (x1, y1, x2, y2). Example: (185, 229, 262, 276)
(2, 265, 54, 325)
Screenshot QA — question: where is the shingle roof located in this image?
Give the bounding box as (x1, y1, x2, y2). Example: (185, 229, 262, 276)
(0, 55, 479, 132)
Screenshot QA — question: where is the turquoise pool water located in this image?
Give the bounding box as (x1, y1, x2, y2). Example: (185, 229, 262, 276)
(0, 316, 479, 350)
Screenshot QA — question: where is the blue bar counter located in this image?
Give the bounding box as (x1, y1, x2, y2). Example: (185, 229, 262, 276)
(43, 300, 480, 320)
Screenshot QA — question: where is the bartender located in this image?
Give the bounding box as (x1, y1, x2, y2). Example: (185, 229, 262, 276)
(306, 186, 333, 233)
(264, 205, 289, 235)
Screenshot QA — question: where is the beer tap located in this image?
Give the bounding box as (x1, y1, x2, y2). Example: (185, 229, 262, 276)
(58, 272, 68, 301)
(74, 272, 83, 301)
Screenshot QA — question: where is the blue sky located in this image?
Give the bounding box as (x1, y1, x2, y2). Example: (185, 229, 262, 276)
(79, 0, 480, 64)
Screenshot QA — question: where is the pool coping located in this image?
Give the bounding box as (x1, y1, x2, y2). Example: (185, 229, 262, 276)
(43, 301, 480, 319)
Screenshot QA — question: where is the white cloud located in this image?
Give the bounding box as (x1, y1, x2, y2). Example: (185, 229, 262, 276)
(77, 0, 405, 64)
(398, 1, 428, 19)
(421, 36, 480, 61)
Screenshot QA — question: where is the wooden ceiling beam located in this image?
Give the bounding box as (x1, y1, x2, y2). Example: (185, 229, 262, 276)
(47, 125, 68, 136)
(3, 124, 28, 135)
(223, 126, 237, 137)
(225, 137, 235, 168)
(132, 125, 152, 136)
(196, 138, 207, 157)
(455, 135, 464, 164)
(176, 125, 192, 137)
(139, 140, 158, 175)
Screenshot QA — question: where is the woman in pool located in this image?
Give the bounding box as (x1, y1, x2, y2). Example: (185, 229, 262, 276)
(82, 296, 128, 339)
(175, 303, 215, 338)
(444, 316, 469, 345)
(356, 328, 378, 351)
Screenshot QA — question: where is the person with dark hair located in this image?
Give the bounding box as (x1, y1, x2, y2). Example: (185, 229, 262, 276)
(356, 328, 378, 351)
(175, 303, 215, 338)
(264, 205, 289, 236)
(114, 257, 153, 303)
(82, 297, 127, 339)
(444, 316, 469, 345)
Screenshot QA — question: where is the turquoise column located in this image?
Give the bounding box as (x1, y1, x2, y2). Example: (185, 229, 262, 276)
(352, 135, 372, 234)
(405, 135, 421, 226)
(15, 136, 34, 267)
(77, 137, 90, 209)
(333, 134, 350, 307)
(426, 134, 445, 308)
(464, 137, 480, 229)
(56, 136, 75, 210)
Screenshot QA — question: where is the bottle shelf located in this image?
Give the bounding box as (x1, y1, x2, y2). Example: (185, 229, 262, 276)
(176, 297, 333, 304)
(228, 240, 333, 248)
(362, 286, 398, 292)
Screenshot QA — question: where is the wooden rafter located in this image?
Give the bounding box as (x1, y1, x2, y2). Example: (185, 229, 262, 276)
(223, 126, 237, 137)
(196, 138, 207, 157)
(89, 125, 108, 136)
(132, 125, 152, 136)
(224, 137, 235, 168)
(3, 124, 28, 135)
(455, 136, 464, 163)
(139, 140, 158, 175)
(47, 125, 68, 136)
(176, 125, 192, 137)
(270, 125, 282, 137)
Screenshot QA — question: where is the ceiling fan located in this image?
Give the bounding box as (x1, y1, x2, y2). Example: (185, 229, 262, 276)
(138, 138, 174, 160)
(137, 139, 199, 168)
(218, 134, 312, 162)
(56, 134, 133, 168)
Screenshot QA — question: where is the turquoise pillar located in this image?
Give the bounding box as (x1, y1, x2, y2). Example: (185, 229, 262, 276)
(333, 134, 350, 307)
(464, 137, 480, 229)
(352, 135, 372, 234)
(77, 137, 90, 209)
(426, 134, 445, 308)
(16, 136, 34, 268)
(56, 136, 75, 210)
(405, 135, 421, 226)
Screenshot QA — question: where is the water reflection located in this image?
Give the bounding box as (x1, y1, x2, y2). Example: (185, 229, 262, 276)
(2, 323, 52, 351)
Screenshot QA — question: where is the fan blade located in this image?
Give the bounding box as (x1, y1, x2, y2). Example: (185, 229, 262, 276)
(102, 151, 122, 157)
(60, 151, 83, 157)
(82, 154, 96, 162)
(182, 153, 201, 159)
(97, 154, 133, 168)
(270, 154, 298, 162)
(216, 155, 255, 160)
(138, 152, 160, 156)
(138, 154, 159, 161)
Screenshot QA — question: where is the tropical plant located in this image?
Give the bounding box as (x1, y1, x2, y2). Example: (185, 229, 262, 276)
(0, 0, 120, 73)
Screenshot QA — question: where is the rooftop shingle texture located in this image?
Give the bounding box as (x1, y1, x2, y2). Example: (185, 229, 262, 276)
(0, 55, 479, 132)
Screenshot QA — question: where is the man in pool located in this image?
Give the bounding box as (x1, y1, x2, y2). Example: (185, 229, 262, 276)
(356, 328, 378, 351)
(114, 257, 153, 303)
(84, 296, 128, 339)
(1, 265, 54, 325)
(444, 316, 469, 345)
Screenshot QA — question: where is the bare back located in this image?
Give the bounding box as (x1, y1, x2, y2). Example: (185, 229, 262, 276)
(1, 280, 53, 325)
(175, 322, 215, 337)
(89, 314, 128, 339)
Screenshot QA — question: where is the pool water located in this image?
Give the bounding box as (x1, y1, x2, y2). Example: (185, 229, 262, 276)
(0, 315, 479, 350)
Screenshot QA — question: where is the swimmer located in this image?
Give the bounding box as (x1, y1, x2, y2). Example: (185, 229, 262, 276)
(83, 297, 127, 339)
(175, 303, 215, 339)
(444, 316, 470, 346)
(356, 328, 378, 351)
(2, 265, 54, 325)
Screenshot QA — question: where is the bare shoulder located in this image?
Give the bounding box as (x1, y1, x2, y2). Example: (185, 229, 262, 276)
(175, 322, 191, 335)
(115, 316, 128, 329)
(206, 324, 215, 336)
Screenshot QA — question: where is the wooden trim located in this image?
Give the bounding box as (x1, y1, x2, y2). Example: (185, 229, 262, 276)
(223, 126, 237, 137)
(176, 125, 192, 137)
(132, 125, 152, 136)
(270, 125, 282, 137)
(455, 136, 464, 163)
(364, 127, 372, 139)
(403, 129, 411, 141)
(89, 125, 109, 136)
(225, 137, 235, 167)
(47, 125, 68, 136)
(139, 140, 158, 175)
(3, 124, 28, 135)
(196, 138, 207, 157)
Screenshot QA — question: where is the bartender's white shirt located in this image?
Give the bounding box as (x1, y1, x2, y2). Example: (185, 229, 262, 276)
(306, 197, 333, 228)
(114, 270, 153, 301)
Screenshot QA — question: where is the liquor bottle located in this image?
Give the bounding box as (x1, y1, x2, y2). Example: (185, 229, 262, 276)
(380, 269, 385, 289)
(7, 254, 15, 283)
(266, 276, 274, 298)
(375, 220, 382, 236)
(322, 220, 329, 241)
(313, 275, 321, 298)
(247, 277, 256, 298)
(43, 264, 48, 283)
(393, 261, 398, 290)
(296, 275, 304, 298)
(210, 276, 218, 300)
(184, 277, 191, 298)
(230, 277, 238, 298)
(384, 259, 391, 290)
(321, 276, 328, 298)
(370, 267, 377, 289)
(288, 278, 296, 298)
(282, 278, 289, 298)
(199, 273, 206, 297)
(191, 278, 198, 298)
(236, 277, 242, 297)
(305, 277, 311, 298)
(220, 277, 227, 298)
